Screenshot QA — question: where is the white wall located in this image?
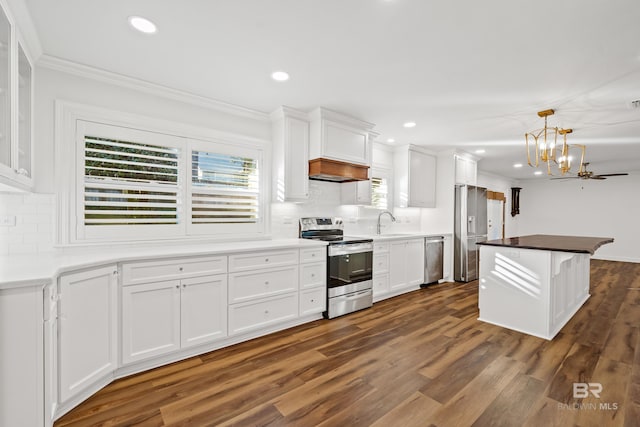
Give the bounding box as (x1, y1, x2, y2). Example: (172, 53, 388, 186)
(33, 66, 271, 194)
(476, 171, 519, 238)
(517, 173, 640, 262)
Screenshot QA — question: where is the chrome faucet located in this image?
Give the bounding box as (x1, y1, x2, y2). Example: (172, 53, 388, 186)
(377, 211, 397, 234)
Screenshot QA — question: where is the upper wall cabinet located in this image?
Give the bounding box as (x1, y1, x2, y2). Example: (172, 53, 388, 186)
(271, 106, 310, 202)
(0, 2, 34, 191)
(309, 107, 376, 166)
(394, 145, 437, 208)
(454, 154, 477, 185)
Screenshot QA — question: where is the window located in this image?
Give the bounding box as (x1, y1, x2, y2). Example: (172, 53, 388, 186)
(72, 119, 265, 243)
(370, 176, 388, 210)
(370, 167, 392, 210)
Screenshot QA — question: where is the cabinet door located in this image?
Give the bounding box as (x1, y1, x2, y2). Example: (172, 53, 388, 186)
(405, 239, 425, 286)
(59, 265, 117, 403)
(340, 180, 372, 205)
(389, 240, 407, 290)
(181, 275, 228, 348)
(0, 7, 10, 173)
(16, 43, 32, 180)
(409, 150, 436, 208)
(122, 280, 181, 364)
(285, 116, 310, 200)
(323, 120, 370, 165)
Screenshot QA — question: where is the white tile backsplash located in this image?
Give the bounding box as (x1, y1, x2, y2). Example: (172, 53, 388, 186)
(0, 193, 55, 254)
(270, 180, 422, 238)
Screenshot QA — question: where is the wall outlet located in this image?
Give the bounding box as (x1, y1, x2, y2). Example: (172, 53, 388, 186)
(0, 215, 16, 226)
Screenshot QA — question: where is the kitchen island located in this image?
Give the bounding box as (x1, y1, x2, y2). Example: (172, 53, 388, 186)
(477, 234, 613, 339)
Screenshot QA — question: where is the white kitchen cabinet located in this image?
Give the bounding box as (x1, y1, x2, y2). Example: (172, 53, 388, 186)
(58, 265, 117, 404)
(0, 0, 35, 191)
(122, 273, 228, 364)
(443, 234, 452, 281)
(228, 293, 299, 335)
(309, 107, 375, 166)
(0, 283, 46, 427)
(394, 145, 437, 208)
(389, 238, 425, 292)
(121, 255, 226, 286)
(341, 179, 372, 205)
(299, 287, 325, 316)
(372, 241, 390, 300)
(180, 275, 228, 348)
(271, 106, 310, 202)
(228, 265, 298, 304)
(455, 155, 477, 185)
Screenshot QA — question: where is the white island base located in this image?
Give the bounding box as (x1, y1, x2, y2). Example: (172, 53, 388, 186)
(478, 245, 590, 340)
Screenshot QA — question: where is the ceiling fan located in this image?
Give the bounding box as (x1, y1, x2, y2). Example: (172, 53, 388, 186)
(551, 162, 629, 180)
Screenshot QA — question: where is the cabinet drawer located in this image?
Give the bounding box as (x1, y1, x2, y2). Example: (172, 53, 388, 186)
(300, 247, 326, 263)
(228, 266, 298, 303)
(300, 262, 326, 289)
(122, 256, 227, 286)
(228, 293, 298, 335)
(373, 253, 389, 274)
(374, 242, 390, 253)
(373, 273, 390, 297)
(299, 287, 326, 316)
(228, 250, 298, 272)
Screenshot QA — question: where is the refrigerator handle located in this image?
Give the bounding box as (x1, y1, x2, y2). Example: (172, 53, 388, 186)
(468, 216, 476, 234)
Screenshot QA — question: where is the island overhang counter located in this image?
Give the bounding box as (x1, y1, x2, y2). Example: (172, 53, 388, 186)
(477, 234, 613, 340)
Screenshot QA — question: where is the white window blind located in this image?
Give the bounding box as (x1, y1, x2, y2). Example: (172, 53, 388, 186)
(84, 136, 180, 226)
(371, 176, 389, 210)
(190, 150, 260, 224)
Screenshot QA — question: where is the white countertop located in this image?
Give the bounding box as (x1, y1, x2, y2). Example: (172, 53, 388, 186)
(350, 232, 451, 241)
(0, 238, 327, 290)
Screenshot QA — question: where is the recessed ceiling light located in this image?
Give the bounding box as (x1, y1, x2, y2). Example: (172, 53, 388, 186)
(513, 163, 523, 168)
(534, 171, 543, 176)
(128, 16, 157, 34)
(271, 71, 290, 82)
(475, 149, 486, 154)
(403, 121, 416, 128)
(387, 138, 395, 143)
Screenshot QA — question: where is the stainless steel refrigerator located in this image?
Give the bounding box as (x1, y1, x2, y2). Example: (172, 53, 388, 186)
(454, 185, 487, 282)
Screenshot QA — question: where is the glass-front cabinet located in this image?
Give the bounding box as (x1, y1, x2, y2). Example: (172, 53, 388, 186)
(17, 43, 31, 179)
(0, 6, 11, 176)
(0, 1, 34, 190)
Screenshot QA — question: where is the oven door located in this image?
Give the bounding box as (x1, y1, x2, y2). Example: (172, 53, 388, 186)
(328, 243, 373, 293)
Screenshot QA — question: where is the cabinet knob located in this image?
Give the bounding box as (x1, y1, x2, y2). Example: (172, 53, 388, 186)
(311, 253, 316, 257)
(183, 284, 186, 288)
(264, 310, 269, 314)
(176, 285, 179, 289)
(311, 273, 315, 277)
(311, 299, 315, 303)
(179, 267, 184, 271)
(265, 281, 269, 285)
(265, 258, 269, 262)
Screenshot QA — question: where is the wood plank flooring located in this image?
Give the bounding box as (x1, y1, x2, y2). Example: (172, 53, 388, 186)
(55, 259, 640, 427)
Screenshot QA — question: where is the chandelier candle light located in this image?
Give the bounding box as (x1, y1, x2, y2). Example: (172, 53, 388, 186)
(525, 109, 581, 176)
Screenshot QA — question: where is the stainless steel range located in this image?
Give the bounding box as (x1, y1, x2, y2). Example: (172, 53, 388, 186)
(299, 217, 373, 319)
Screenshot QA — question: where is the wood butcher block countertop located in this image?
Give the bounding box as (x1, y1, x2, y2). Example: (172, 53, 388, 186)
(477, 234, 614, 254)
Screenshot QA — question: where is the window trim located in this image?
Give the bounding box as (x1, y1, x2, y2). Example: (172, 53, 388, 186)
(368, 166, 393, 211)
(56, 101, 270, 246)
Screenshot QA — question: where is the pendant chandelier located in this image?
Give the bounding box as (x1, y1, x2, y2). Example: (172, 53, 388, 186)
(525, 109, 581, 176)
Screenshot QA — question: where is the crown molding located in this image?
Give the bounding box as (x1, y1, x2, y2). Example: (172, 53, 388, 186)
(37, 55, 270, 122)
(5, 0, 43, 59)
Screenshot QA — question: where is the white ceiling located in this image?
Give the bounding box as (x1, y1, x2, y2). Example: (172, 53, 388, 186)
(24, 0, 640, 179)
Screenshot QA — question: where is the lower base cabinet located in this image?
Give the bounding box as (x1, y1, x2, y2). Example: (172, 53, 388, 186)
(389, 239, 424, 291)
(121, 274, 227, 365)
(299, 287, 325, 315)
(228, 293, 298, 335)
(58, 265, 118, 404)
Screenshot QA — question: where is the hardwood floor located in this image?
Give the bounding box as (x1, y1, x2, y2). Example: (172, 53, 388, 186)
(55, 259, 640, 427)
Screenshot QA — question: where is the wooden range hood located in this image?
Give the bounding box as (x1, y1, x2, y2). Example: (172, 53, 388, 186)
(308, 158, 369, 182)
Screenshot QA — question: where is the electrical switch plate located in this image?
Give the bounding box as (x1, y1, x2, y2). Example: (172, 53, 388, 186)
(0, 215, 16, 226)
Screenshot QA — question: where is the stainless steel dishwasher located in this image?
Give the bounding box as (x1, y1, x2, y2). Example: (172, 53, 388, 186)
(423, 236, 444, 285)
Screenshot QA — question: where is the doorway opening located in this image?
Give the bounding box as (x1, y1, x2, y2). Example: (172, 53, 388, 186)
(487, 190, 505, 240)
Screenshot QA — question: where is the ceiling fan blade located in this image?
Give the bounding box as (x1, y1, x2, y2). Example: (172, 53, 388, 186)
(550, 177, 579, 180)
(595, 173, 629, 177)
(590, 176, 607, 180)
